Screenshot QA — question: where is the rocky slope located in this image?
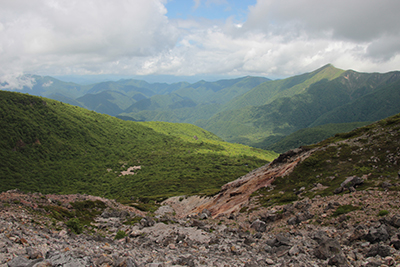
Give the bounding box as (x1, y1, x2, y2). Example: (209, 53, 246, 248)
(2, 113, 400, 266)
(1, 188, 400, 267)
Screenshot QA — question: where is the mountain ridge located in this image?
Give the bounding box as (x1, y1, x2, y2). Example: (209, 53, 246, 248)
(2, 64, 400, 153)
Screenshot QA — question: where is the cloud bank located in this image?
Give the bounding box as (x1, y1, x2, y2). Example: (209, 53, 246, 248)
(1, 0, 399, 85)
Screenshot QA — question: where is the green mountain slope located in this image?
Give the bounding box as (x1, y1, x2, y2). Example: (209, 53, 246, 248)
(267, 121, 371, 153)
(120, 76, 269, 124)
(174, 76, 270, 104)
(310, 78, 400, 127)
(120, 103, 222, 124)
(76, 90, 134, 116)
(221, 64, 344, 111)
(0, 91, 277, 202)
(200, 67, 400, 149)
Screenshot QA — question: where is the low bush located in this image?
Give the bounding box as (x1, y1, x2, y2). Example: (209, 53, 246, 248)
(66, 218, 83, 234)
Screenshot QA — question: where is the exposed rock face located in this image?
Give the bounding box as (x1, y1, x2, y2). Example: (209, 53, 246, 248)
(190, 147, 316, 218)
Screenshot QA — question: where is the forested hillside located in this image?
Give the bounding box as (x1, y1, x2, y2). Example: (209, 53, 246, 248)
(199, 65, 400, 149)
(0, 91, 276, 205)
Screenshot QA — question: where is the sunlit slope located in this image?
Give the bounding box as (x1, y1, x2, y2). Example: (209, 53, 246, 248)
(221, 64, 345, 112)
(0, 91, 276, 201)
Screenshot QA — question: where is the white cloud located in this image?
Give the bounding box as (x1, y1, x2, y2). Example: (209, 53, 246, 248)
(0, 74, 36, 90)
(0, 0, 399, 84)
(0, 0, 178, 76)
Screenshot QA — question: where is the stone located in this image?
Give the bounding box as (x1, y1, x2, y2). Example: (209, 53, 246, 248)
(365, 244, 391, 257)
(341, 176, 364, 188)
(385, 256, 395, 266)
(275, 233, 291, 247)
(391, 239, 400, 250)
(314, 238, 343, 260)
(154, 205, 174, 216)
(365, 224, 389, 243)
(287, 216, 298, 225)
(174, 256, 195, 267)
(46, 251, 93, 267)
(328, 254, 349, 266)
(265, 258, 274, 265)
(289, 245, 301, 256)
(390, 214, 400, 228)
(26, 247, 43, 259)
(114, 257, 138, 267)
(333, 187, 343, 194)
(263, 244, 272, 253)
(250, 219, 266, 232)
(7, 256, 31, 267)
(296, 211, 314, 222)
(140, 217, 155, 228)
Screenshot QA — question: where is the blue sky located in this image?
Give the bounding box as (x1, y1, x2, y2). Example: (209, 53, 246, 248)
(1, 0, 400, 87)
(165, 0, 256, 21)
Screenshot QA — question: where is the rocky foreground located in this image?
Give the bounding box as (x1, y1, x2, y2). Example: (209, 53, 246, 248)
(1, 189, 400, 267)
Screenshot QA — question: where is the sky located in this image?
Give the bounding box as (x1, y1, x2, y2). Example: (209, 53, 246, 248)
(1, 0, 400, 86)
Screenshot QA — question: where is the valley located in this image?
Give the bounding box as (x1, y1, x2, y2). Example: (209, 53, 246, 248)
(1, 64, 400, 266)
(4, 65, 400, 153)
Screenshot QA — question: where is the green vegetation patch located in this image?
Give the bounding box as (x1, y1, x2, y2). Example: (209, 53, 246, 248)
(332, 205, 360, 217)
(377, 210, 389, 217)
(0, 91, 275, 202)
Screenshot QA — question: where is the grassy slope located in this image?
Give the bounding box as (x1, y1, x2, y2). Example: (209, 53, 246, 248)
(140, 121, 277, 161)
(0, 91, 276, 202)
(253, 112, 400, 207)
(267, 121, 371, 153)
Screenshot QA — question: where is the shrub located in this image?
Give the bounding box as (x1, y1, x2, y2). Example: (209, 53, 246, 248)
(115, 230, 126, 240)
(66, 218, 83, 234)
(378, 210, 389, 217)
(332, 205, 359, 217)
(278, 192, 298, 204)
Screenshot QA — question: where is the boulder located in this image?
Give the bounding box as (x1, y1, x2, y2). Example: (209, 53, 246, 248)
(365, 244, 391, 257)
(7, 256, 33, 267)
(297, 211, 314, 222)
(328, 254, 349, 267)
(45, 251, 92, 267)
(140, 217, 155, 228)
(250, 219, 266, 232)
(333, 187, 343, 194)
(365, 224, 389, 243)
(287, 216, 298, 225)
(389, 214, 400, 228)
(340, 176, 363, 188)
(287, 211, 314, 225)
(314, 238, 343, 260)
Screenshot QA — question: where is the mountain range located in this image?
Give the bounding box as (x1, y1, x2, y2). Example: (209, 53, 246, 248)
(2, 64, 400, 153)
